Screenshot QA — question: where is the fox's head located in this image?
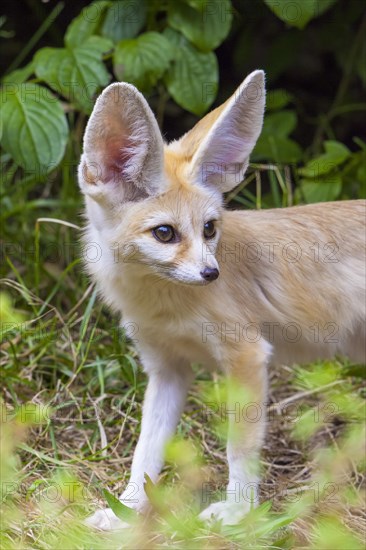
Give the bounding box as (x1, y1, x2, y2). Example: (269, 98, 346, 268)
(78, 71, 265, 286)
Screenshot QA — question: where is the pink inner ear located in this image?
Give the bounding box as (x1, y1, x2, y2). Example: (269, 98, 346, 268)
(101, 136, 134, 183)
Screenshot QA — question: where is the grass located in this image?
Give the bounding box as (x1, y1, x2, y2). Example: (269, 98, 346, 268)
(0, 163, 365, 549)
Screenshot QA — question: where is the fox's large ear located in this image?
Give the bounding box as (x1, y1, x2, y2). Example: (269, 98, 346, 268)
(78, 83, 165, 203)
(172, 70, 265, 193)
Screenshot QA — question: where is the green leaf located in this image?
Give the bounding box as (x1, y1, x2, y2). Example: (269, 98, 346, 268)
(264, 0, 338, 29)
(342, 363, 366, 379)
(34, 36, 112, 113)
(79, 286, 98, 344)
(261, 111, 297, 137)
(323, 140, 351, 157)
(253, 135, 302, 163)
(0, 83, 68, 173)
(2, 61, 35, 84)
(114, 32, 172, 90)
(186, 0, 209, 8)
(301, 174, 342, 203)
(0, 292, 26, 325)
(164, 28, 218, 116)
(252, 110, 301, 163)
(266, 89, 293, 111)
(65, 1, 111, 48)
(102, 489, 138, 523)
(143, 473, 156, 502)
(299, 140, 351, 177)
(168, 0, 232, 52)
(102, 0, 147, 42)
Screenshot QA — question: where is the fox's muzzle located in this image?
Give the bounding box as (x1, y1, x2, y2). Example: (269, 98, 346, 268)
(200, 267, 219, 282)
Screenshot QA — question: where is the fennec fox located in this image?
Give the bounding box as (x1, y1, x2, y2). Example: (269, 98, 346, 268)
(78, 70, 366, 530)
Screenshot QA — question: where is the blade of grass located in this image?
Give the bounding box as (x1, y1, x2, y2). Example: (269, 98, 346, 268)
(38, 258, 81, 316)
(77, 287, 98, 355)
(102, 489, 138, 523)
(34, 217, 80, 293)
(5, 2, 65, 74)
(255, 170, 262, 209)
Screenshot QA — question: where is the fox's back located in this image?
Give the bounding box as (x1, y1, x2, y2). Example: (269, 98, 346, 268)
(220, 200, 366, 298)
(217, 199, 366, 364)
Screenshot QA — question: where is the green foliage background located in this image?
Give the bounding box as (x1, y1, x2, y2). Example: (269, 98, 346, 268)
(1, 0, 365, 210)
(0, 1, 365, 549)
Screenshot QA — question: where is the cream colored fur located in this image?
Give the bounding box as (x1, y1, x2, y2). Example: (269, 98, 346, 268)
(78, 70, 366, 530)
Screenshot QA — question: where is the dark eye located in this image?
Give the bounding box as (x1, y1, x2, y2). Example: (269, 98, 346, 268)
(203, 221, 216, 239)
(152, 225, 176, 243)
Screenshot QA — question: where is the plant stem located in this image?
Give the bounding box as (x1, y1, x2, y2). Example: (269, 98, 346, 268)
(5, 1, 64, 75)
(156, 85, 169, 130)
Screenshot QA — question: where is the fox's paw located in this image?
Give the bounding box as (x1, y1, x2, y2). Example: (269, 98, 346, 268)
(199, 501, 250, 526)
(84, 508, 130, 531)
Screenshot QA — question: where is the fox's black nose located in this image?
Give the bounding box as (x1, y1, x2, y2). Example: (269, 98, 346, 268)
(200, 267, 219, 282)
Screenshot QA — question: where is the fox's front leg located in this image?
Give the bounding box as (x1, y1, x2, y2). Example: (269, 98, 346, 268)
(200, 342, 270, 525)
(86, 360, 193, 530)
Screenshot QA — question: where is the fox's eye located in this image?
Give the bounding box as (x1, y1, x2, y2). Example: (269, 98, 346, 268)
(203, 221, 216, 239)
(152, 225, 176, 243)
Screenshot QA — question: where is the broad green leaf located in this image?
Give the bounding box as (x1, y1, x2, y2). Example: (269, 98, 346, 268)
(2, 61, 35, 84)
(0, 292, 26, 325)
(164, 28, 218, 115)
(0, 83, 68, 172)
(261, 111, 297, 137)
(253, 135, 302, 163)
(252, 110, 301, 163)
(65, 1, 111, 48)
(114, 32, 172, 90)
(186, 0, 209, 8)
(102, 0, 146, 42)
(299, 140, 351, 178)
(323, 140, 350, 157)
(102, 489, 138, 523)
(34, 36, 112, 113)
(168, 0, 232, 52)
(301, 174, 342, 203)
(264, 0, 338, 29)
(266, 89, 293, 111)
